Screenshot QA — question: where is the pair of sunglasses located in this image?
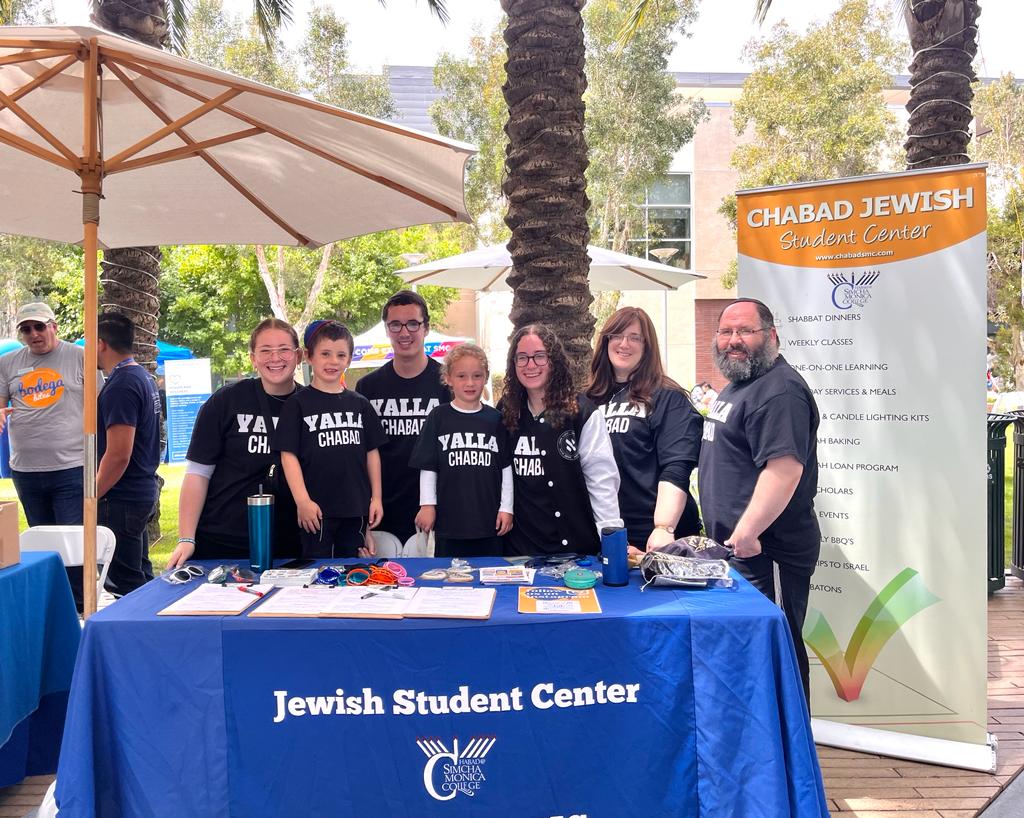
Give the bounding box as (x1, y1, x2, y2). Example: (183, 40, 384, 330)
(160, 564, 205, 585)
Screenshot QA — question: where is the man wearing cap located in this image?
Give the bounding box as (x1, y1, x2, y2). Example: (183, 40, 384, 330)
(0, 302, 102, 607)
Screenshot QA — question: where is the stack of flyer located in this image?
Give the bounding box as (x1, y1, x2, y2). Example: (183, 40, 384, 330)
(478, 566, 536, 585)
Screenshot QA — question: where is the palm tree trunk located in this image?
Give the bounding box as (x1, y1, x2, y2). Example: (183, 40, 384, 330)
(904, 0, 980, 170)
(501, 0, 595, 387)
(91, 1, 168, 372)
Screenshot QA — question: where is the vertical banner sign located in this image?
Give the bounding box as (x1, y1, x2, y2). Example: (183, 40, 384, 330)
(736, 165, 991, 766)
(165, 358, 212, 464)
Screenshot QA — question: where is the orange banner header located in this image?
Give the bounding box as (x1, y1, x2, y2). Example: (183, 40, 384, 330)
(737, 166, 986, 268)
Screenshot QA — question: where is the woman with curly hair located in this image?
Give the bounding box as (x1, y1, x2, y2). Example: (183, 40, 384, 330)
(499, 324, 622, 556)
(587, 307, 703, 553)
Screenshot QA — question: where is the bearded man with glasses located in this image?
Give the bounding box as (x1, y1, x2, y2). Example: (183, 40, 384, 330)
(0, 302, 103, 610)
(698, 298, 821, 703)
(357, 291, 452, 551)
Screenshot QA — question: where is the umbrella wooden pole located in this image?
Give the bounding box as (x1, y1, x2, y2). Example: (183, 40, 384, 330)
(82, 217, 98, 617)
(81, 38, 100, 618)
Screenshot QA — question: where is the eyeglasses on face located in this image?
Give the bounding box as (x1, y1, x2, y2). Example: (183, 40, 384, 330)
(18, 322, 50, 335)
(716, 328, 767, 339)
(254, 346, 297, 361)
(514, 352, 549, 368)
(386, 320, 424, 334)
(607, 332, 644, 345)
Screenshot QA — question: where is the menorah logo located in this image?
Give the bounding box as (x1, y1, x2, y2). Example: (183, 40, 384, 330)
(828, 271, 880, 310)
(417, 736, 497, 801)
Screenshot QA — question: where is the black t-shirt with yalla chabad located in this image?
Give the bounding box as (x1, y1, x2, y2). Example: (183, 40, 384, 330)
(186, 378, 303, 559)
(697, 355, 821, 575)
(596, 384, 702, 546)
(355, 359, 452, 541)
(274, 386, 387, 518)
(409, 403, 512, 539)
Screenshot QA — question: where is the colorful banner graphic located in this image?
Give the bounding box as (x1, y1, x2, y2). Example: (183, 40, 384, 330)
(736, 165, 989, 756)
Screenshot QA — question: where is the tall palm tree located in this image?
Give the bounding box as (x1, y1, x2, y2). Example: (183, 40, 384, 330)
(501, 0, 595, 386)
(88, 0, 448, 370)
(624, 0, 981, 172)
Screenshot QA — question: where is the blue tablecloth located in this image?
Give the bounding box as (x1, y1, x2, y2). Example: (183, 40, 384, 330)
(56, 560, 828, 817)
(0, 551, 81, 787)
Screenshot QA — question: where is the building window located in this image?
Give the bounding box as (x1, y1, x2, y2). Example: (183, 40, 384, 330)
(627, 173, 693, 270)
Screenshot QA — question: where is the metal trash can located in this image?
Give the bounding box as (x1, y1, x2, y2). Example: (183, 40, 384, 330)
(988, 413, 1014, 594)
(1012, 412, 1024, 582)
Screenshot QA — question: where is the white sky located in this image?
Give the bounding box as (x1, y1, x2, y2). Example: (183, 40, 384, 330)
(47, 0, 1022, 78)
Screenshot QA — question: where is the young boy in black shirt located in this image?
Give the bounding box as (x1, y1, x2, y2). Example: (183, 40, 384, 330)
(276, 321, 387, 559)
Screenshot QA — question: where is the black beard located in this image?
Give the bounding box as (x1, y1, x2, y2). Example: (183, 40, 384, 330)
(711, 337, 778, 382)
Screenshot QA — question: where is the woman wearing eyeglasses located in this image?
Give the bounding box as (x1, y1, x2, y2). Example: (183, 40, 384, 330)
(586, 307, 703, 553)
(499, 324, 622, 557)
(167, 318, 303, 568)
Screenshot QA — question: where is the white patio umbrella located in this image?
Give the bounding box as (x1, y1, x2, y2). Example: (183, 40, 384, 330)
(0, 25, 474, 614)
(397, 243, 706, 291)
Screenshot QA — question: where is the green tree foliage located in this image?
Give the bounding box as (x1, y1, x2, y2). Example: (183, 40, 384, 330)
(301, 6, 395, 118)
(973, 75, 1024, 387)
(159, 245, 270, 375)
(729, 0, 903, 193)
(987, 197, 1024, 388)
(431, 26, 509, 245)
(584, 0, 705, 251)
(0, 237, 83, 337)
(0, 0, 52, 24)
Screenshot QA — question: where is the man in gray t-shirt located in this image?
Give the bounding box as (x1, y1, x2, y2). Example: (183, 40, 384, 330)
(0, 302, 100, 529)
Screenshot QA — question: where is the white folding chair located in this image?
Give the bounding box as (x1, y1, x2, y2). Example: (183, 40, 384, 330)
(19, 525, 117, 601)
(368, 530, 403, 558)
(403, 530, 434, 558)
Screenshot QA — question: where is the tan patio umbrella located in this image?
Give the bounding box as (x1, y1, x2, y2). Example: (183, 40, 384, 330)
(0, 25, 474, 615)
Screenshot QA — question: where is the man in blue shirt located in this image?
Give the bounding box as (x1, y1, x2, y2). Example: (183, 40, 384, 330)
(96, 313, 162, 596)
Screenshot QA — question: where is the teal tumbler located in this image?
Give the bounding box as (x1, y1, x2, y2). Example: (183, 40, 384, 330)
(247, 492, 274, 573)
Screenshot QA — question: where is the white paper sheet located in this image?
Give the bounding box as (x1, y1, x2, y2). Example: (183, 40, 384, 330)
(158, 583, 275, 616)
(403, 587, 496, 620)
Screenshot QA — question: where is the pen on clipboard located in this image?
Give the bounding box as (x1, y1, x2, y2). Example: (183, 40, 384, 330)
(237, 585, 264, 598)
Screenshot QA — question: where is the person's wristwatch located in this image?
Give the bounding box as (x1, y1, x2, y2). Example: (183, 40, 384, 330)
(653, 524, 675, 534)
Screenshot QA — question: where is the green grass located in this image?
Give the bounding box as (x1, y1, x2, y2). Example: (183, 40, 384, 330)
(0, 463, 185, 575)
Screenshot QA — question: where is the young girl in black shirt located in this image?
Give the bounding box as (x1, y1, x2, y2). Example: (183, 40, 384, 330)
(410, 344, 512, 557)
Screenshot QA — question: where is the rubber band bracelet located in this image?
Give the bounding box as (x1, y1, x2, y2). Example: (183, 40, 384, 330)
(397, 576, 415, 587)
(177, 537, 196, 544)
(384, 561, 406, 578)
(345, 568, 371, 585)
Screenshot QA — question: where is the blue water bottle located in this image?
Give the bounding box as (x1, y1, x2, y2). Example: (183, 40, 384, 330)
(601, 526, 628, 587)
(247, 488, 274, 573)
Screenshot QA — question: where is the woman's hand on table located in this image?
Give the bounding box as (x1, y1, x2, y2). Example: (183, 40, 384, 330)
(167, 538, 196, 569)
(645, 527, 677, 552)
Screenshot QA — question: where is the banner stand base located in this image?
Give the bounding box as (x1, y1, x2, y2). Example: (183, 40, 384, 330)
(812, 718, 997, 773)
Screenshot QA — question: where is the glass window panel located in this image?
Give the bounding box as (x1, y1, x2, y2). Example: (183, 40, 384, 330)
(649, 241, 691, 270)
(647, 207, 691, 240)
(648, 174, 691, 205)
